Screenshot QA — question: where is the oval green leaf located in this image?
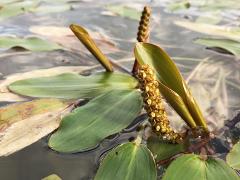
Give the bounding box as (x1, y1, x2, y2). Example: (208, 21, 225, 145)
(94, 142, 157, 180)
(227, 141, 240, 170)
(134, 42, 207, 129)
(8, 72, 138, 99)
(147, 135, 185, 161)
(163, 154, 239, 180)
(48, 90, 143, 153)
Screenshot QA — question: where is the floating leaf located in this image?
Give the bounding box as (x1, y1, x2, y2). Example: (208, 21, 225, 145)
(174, 21, 240, 41)
(195, 38, 240, 57)
(0, 36, 63, 51)
(34, 4, 72, 14)
(197, 0, 240, 10)
(227, 141, 240, 170)
(42, 174, 62, 180)
(163, 154, 239, 180)
(30, 26, 72, 37)
(48, 90, 142, 153)
(0, 1, 39, 21)
(147, 135, 185, 161)
(167, 1, 190, 12)
(8, 72, 137, 99)
(94, 142, 157, 180)
(29, 25, 119, 54)
(134, 43, 207, 129)
(106, 5, 141, 20)
(195, 15, 221, 25)
(0, 99, 71, 156)
(0, 1, 73, 21)
(0, 66, 93, 102)
(0, 0, 19, 5)
(70, 24, 113, 72)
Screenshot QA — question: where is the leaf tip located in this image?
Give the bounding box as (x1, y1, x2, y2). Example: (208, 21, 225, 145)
(69, 24, 89, 35)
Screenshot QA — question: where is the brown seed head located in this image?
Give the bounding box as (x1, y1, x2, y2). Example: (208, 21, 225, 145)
(137, 64, 182, 143)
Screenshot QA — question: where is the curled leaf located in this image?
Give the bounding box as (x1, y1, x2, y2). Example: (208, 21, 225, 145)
(70, 24, 113, 72)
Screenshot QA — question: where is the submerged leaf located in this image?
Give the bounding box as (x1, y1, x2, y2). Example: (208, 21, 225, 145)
(195, 38, 240, 57)
(48, 90, 142, 153)
(106, 5, 141, 20)
(227, 141, 240, 170)
(147, 135, 185, 161)
(94, 142, 157, 180)
(163, 154, 239, 180)
(134, 43, 207, 129)
(0, 36, 63, 51)
(0, 99, 71, 156)
(8, 72, 137, 99)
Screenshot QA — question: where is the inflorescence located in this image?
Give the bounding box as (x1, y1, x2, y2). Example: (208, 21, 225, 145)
(137, 64, 182, 143)
(137, 6, 151, 42)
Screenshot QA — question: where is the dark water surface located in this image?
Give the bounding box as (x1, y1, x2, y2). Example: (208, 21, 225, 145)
(0, 0, 239, 179)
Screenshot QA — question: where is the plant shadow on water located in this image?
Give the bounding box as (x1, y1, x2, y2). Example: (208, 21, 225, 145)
(0, 0, 239, 180)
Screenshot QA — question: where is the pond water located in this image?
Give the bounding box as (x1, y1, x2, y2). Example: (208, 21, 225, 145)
(0, 0, 239, 179)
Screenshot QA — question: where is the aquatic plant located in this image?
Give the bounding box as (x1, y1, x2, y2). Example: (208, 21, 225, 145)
(2, 5, 240, 180)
